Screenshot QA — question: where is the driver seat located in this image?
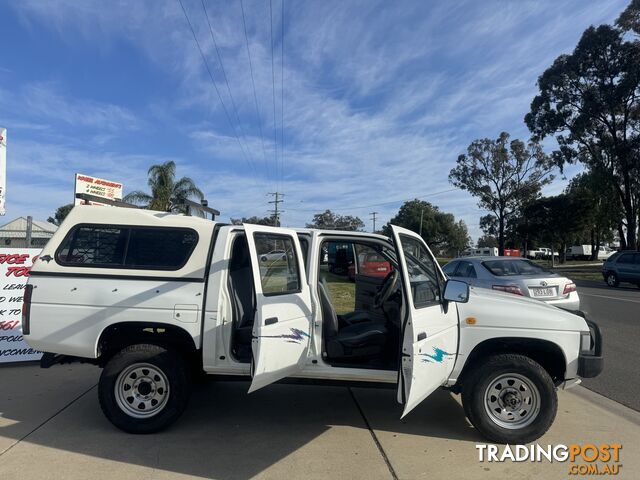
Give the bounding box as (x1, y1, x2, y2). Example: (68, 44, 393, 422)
(318, 282, 387, 360)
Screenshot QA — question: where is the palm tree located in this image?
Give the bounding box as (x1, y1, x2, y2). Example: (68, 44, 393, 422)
(124, 161, 204, 214)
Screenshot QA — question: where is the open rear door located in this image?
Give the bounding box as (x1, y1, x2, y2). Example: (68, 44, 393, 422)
(391, 225, 459, 417)
(244, 224, 313, 393)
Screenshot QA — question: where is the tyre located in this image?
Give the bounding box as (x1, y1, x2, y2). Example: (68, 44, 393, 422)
(461, 354, 557, 444)
(98, 344, 191, 434)
(605, 272, 619, 288)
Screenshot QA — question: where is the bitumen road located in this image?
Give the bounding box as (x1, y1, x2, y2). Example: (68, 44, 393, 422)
(575, 280, 640, 412)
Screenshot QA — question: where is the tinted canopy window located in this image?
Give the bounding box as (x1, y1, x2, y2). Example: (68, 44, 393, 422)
(57, 225, 198, 270)
(125, 228, 198, 269)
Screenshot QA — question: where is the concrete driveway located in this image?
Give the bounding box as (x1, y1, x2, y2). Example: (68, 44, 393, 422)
(1, 364, 639, 479)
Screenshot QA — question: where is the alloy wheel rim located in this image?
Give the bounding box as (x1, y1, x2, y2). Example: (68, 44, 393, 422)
(115, 363, 170, 418)
(483, 373, 540, 429)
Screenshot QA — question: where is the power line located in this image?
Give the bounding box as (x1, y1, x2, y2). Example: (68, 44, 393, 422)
(200, 0, 258, 175)
(269, 0, 279, 191)
(286, 188, 459, 213)
(240, 0, 271, 188)
(177, 0, 252, 169)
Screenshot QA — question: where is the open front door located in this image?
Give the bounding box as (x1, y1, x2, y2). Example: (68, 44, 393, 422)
(391, 225, 459, 417)
(244, 224, 313, 393)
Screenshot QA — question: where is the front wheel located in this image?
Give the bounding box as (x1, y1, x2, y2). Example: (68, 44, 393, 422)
(605, 272, 619, 287)
(461, 354, 557, 444)
(98, 344, 191, 434)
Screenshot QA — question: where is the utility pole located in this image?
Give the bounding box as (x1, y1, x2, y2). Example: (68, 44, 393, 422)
(25, 216, 33, 248)
(268, 192, 285, 227)
(370, 212, 378, 233)
(419, 208, 424, 237)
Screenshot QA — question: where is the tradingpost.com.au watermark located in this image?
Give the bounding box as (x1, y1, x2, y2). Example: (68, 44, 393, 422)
(477, 443, 623, 476)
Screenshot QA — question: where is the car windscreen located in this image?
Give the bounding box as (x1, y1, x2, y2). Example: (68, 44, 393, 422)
(482, 259, 549, 276)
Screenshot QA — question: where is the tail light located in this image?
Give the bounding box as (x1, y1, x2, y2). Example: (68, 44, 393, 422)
(22, 284, 33, 335)
(492, 285, 523, 296)
(563, 282, 577, 295)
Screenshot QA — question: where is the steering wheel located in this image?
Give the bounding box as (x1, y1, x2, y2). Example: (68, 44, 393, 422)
(374, 270, 399, 308)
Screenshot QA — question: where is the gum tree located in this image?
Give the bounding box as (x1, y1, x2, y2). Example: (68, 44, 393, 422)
(449, 132, 554, 255)
(526, 24, 640, 249)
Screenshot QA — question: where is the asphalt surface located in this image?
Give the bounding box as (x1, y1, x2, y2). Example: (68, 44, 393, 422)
(575, 279, 640, 412)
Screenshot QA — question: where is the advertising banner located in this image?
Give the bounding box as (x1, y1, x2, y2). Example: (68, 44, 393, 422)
(0, 127, 6, 216)
(74, 173, 123, 206)
(0, 248, 42, 363)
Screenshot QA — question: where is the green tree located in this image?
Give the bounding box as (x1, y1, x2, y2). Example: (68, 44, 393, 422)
(565, 169, 619, 259)
(47, 203, 74, 226)
(449, 132, 554, 255)
(306, 210, 364, 231)
(382, 199, 470, 255)
(230, 215, 276, 226)
(124, 161, 204, 214)
(523, 194, 590, 263)
(617, 0, 640, 36)
(526, 24, 640, 249)
(477, 234, 498, 249)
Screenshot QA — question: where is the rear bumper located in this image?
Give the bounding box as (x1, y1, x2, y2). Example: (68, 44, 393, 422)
(545, 293, 580, 311)
(577, 317, 604, 378)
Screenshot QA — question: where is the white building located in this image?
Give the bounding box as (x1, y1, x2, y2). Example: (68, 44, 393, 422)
(0, 217, 57, 248)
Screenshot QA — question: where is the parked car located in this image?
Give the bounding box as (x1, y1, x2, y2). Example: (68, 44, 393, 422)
(602, 251, 640, 288)
(348, 252, 392, 280)
(24, 205, 602, 444)
(442, 256, 580, 310)
(566, 245, 613, 261)
(525, 248, 558, 260)
(260, 249, 287, 262)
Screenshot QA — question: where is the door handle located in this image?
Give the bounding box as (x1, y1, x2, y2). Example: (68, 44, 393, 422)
(265, 317, 279, 326)
(417, 332, 427, 341)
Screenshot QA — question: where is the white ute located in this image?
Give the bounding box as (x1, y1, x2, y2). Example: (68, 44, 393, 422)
(23, 206, 603, 443)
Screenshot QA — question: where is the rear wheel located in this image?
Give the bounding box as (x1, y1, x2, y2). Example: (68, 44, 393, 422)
(605, 272, 619, 287)
(461, 354, 557, 444)
(99, 344, 191, 434)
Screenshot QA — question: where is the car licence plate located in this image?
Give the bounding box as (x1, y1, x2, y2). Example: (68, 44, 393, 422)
(532, 287, 555, 297)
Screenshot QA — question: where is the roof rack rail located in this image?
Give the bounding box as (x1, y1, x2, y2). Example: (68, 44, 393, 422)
(182, 199, 220, 220)
(75, 193, 140, 209)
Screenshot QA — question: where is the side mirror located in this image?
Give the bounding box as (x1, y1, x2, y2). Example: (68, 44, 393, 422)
(443, 279, 469, 303)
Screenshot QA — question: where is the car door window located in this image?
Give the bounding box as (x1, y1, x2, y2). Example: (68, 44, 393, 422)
(399, 235, 442, 308)
(454, 261, 477, 278)
(442, 261, 458, 276)
(618, 253, 634, 264)
(254, 233, 301, 295)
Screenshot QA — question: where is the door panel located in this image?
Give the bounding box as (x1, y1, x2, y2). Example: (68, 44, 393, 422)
(244, 225, 313, 393)
(391, 226, 459, 418)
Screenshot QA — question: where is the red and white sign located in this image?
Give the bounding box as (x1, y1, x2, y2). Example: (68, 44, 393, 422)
(74, 173, 123, 206)
(0, 249, 42, 363)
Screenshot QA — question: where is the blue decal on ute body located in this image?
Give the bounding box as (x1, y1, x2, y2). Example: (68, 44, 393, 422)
(420, 347, 453, 363)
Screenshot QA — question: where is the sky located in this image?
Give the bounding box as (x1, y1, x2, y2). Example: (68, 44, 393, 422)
(0, 0, 630, 241)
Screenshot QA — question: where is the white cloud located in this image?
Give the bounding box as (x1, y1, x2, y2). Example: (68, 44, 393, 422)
(4, 0, 630, 240)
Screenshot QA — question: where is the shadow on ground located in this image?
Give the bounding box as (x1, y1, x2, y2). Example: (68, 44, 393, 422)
(0, 364, 480, 479)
